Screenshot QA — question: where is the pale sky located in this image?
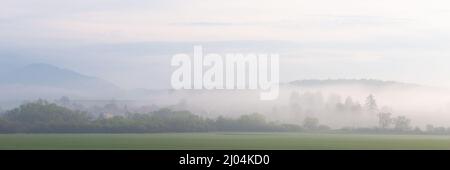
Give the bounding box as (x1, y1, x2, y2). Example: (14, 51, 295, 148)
(1, 0, 450, 89)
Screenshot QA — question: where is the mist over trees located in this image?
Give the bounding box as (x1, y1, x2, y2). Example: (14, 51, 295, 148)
(0, 97, 448, 134)
(284, 91, 379, 127)
(377, 112, 392, 129)
(2, 77, 450, 130)
(288, 92, 381, 116)
(1, 77, 450, 134)
(0, 100, 333, 133)
(365, 94, 378, 113)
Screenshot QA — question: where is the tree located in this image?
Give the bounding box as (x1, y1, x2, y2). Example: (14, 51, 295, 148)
(57, 96, 71, 106)
(3, 100, 91, 132)
(377, 112, 392, 129)
(365, 94, 378, 113)
(303, 117, 319, 130)
(237, 113, 268, 131)
(393, 116, 411, 131)
(0, 100, 308, 133)
(343, 96, 362, 113)
(413, 126, 422, 133)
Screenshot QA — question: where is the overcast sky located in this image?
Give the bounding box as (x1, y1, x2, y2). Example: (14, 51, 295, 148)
(1, 0, 450, 89)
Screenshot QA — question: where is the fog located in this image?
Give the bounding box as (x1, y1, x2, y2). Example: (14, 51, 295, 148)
(3, 73, 450, 129)
(3, 0, 450, 131)
(137, 81, 450, 128)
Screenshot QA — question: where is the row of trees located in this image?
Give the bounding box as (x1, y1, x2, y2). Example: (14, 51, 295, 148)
(288, 92, 383, 120)
(377, 112, 412, 131)
(0, 100, 331, 133)
(424, 124, 450, 134)
(2, 99, 448, 134)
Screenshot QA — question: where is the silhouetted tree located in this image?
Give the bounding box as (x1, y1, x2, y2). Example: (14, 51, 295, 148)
(393, 116, 411, 131)
(303, 117, 319, 130)
(365, 94, 378, 113)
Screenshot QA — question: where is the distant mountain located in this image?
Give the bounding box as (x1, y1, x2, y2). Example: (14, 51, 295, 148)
(0, 63, 121, 100)
(289, 79, 421, 88)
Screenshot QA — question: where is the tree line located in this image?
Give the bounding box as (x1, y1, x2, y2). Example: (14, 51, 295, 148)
(1, 99, 448, 134)
(0, 100, 331, 133)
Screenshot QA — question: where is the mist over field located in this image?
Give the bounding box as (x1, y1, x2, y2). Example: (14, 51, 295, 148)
(1, 63, 450, 130)
(2, 0, 450, 134)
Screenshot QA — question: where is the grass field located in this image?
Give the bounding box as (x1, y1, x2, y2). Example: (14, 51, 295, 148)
(1, 133, 450, 150)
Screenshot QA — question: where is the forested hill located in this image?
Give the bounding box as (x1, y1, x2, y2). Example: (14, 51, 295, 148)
(290, 79, 420, 88)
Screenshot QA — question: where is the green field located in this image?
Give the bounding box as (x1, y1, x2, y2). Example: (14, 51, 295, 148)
(1, 133, 450, 150)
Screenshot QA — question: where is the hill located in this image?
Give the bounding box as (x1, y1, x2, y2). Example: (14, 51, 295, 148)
(0, 63, 121, 101)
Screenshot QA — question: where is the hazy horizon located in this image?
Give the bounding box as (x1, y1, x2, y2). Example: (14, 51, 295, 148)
(2, 0, 450, 89)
